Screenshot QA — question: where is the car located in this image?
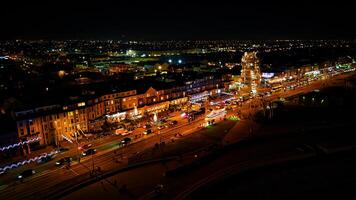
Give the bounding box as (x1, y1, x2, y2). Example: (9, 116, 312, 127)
(143, 124, 152, 129)
(59, 147, 70, 152)
(55, 157, 72, 166)
(37, 155, 53, 164)
(82, 148, 96, 156)
(143, 129, 152, 135)
(121, 137, 132, 145)
(169, 120, 178, 126)
(121, 130, 130, 136)
(157, 125, 166, 130)
(78, 143, 92, 150)
(154, 184, 164, 193)
(18, 169, 35, 180)
(103, 131, 111, 136)
(115, 128, 128, 135)
(0, 169, 7, 176)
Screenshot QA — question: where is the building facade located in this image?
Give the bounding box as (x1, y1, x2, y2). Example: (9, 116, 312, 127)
(14, 76, 228, 146)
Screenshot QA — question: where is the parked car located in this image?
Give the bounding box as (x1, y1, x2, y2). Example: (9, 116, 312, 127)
(17, 169, 35, 180)
(37, 155, 53, 164)
(0, 169, 7, 176)
(169, 120, 178, 126)
(55, 157, 72, 166)
(82, 149, 96, 156)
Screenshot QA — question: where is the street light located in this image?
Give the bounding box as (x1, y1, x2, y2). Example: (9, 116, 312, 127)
(74, 130, 80, 163)
(54, 120, 61, 150)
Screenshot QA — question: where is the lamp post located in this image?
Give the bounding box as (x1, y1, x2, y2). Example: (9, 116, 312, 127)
(54, 120, 61, 150)
(75, 130, 80, 163)
(153, 112, 158, 124)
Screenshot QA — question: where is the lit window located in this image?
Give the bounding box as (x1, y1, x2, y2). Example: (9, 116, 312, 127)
(123, 98, 126, 102)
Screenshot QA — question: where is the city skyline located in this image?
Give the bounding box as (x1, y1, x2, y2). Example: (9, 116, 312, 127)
(1, 2, 356, 199)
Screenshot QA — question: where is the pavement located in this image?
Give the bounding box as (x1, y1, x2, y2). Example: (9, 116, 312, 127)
(0, 70, 355, 200)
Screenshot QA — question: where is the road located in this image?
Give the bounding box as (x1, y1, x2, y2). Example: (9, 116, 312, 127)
(0, 70, 355, 200)
(62, 118, 356, 200)
(0, 111, 212, 200)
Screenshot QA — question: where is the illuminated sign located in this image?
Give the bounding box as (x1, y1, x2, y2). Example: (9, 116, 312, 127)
(304, 70, 320, 76)
(262, 73, 275, 79)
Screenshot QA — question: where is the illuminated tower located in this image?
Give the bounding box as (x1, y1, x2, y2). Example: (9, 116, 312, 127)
(241, 52, 261, 95)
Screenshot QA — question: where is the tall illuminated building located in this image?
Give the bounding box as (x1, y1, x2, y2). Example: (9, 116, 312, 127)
(241, 52, 261, 95)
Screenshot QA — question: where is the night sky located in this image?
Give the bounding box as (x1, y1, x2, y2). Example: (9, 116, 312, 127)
(1, 1, 355, 40)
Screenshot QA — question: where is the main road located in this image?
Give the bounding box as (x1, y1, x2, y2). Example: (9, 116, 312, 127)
(0, 70, 354, 200)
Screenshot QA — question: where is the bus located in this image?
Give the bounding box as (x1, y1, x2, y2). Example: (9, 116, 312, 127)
(205, 108, 227, 126)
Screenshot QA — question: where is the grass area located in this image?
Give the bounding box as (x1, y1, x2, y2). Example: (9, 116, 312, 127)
(129, 120, 237, 163)
(200, 120, 236, 141)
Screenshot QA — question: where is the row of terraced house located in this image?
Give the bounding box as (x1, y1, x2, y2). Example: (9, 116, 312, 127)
(13, 75, 230, 147)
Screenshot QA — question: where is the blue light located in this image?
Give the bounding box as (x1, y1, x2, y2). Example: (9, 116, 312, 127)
(0, 136, 41, 152)
(0, 149, 58, 173)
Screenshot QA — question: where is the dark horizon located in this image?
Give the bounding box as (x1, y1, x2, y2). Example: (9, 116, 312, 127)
(1, 1, 356, 40)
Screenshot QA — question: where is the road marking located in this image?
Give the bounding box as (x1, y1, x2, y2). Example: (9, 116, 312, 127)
(36, 169, 52, 177)
(68, 167, 79, 175)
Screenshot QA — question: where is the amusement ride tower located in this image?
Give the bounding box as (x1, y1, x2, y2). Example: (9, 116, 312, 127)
(241, 52, 261, 95)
